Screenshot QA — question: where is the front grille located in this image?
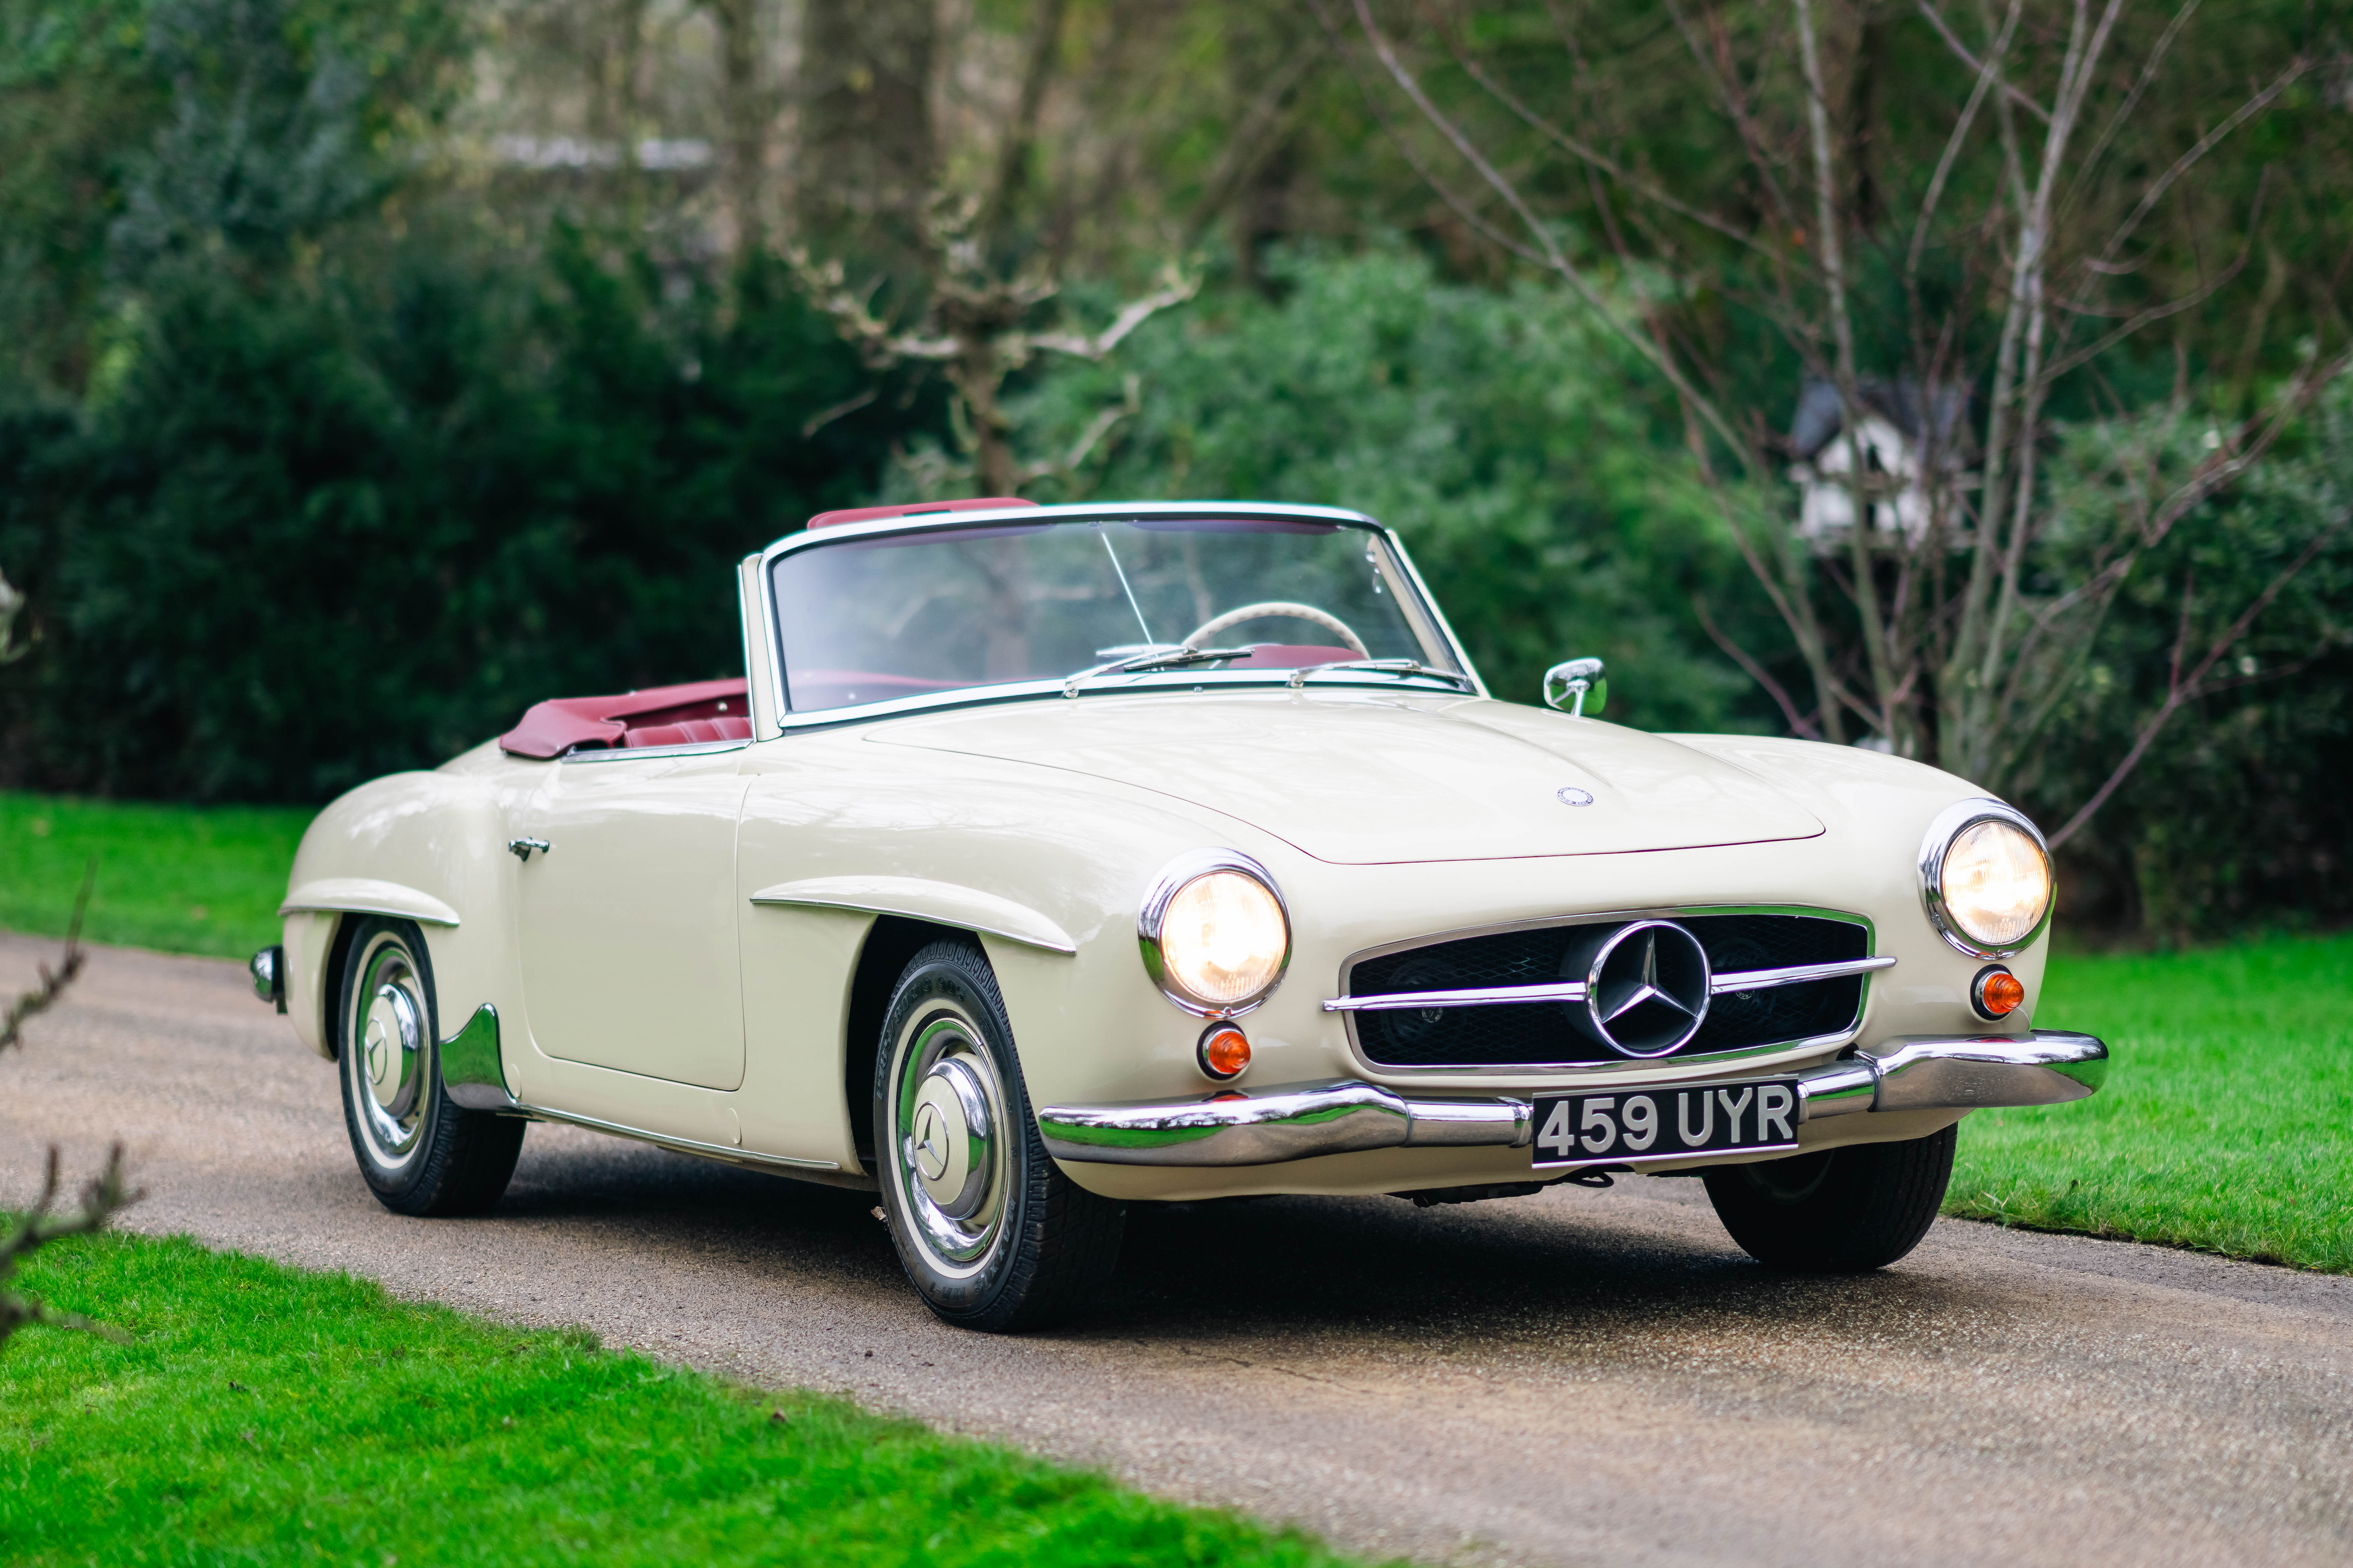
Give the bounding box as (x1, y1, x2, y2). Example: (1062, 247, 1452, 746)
(1345, 913, 1869, 1070)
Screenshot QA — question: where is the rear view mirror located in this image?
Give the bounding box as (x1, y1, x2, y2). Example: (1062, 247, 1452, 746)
(1542, 657, 1607, 717)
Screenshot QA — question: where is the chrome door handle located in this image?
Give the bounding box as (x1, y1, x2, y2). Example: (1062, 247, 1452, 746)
(508, 837, 551, 863)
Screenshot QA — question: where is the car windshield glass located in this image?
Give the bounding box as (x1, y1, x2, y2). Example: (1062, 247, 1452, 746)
(769, 515, 1460, 713)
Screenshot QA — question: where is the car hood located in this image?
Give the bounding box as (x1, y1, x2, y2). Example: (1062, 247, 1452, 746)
(866, 692, 1824, 864)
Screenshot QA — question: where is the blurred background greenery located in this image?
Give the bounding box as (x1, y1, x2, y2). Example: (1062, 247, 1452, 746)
(0, 0, 2347, 944)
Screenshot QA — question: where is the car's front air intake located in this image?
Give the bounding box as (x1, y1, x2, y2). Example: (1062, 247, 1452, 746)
(1336, 913, 1877, 1070)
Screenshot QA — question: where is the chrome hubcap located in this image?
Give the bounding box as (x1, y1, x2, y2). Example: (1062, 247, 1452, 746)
(889, 1010, 1011, 1274)
(348, 938, 428, 1165)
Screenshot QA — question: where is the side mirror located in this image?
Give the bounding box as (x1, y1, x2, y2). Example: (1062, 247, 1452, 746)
(1542, 657, 1607, 717)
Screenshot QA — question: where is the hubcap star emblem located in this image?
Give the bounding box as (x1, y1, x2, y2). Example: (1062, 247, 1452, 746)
(911, 1101, 949, 1181)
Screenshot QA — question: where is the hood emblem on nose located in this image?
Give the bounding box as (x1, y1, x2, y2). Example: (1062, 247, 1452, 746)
(1556, 786, 1594, 807)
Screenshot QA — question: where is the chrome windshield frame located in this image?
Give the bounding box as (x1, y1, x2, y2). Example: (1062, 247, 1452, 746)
(752, 502, 1489, 734)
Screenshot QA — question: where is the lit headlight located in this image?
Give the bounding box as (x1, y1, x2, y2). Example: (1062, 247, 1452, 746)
(1139, 852, 1291, 1016)
(1921, 802, 2053, 955)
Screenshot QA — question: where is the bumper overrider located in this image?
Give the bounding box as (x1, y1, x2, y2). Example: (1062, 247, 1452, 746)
(1034, 1031, 2107, 1168)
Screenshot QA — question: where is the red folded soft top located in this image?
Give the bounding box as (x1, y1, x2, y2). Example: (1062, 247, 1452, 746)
(498, 676, 749, 759)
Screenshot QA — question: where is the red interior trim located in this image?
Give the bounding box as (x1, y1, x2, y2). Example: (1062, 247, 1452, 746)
(805, 497, 1038, 529)
(499, 676, 751, 759)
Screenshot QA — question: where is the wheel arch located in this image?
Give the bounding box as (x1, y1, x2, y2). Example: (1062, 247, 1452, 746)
(843, 915, 983, 1171)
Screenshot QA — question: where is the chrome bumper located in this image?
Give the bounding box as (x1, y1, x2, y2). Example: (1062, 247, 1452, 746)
(1035, 1030, 2107, 1168)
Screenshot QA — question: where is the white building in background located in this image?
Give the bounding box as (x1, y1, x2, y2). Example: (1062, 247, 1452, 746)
(1787, 378, 1970, 549)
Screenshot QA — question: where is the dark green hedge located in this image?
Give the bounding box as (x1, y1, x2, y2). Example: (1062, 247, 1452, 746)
(0, 238, 903, 801)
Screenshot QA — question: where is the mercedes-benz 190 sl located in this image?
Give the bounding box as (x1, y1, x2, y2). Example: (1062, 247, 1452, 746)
(251, 497, 2105, 1330)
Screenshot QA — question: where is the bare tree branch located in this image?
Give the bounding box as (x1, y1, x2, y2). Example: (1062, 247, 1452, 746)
(1915, 0, 2050, 124)
(1694, 594, 1821, 738)
(2048, 510, 2349, 847)
(1907, 0, 2022, 286)
(1, 861, 92, 1057)
(0, 1145, 139, 1349)
(2090, 58, 2308, 276)
(0, 865, 139, 1353)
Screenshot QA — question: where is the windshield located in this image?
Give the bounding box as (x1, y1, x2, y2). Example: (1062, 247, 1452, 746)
(769, 514, 1463, 714)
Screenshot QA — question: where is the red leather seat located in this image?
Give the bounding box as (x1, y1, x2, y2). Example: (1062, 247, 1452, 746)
(500, 677, 751, 758)
(621, 715, 754, 749)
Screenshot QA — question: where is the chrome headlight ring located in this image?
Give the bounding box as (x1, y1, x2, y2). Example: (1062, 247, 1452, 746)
(1918, 798, 2055, 959)
(1137, 849, 1293, 1019)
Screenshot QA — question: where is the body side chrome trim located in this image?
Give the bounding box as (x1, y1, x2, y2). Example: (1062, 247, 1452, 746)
(1038, 1030, 2106, 1169)
(279, 877, 461, 928)
(748, 875, 1078, 955)
(518, 1103, 843, 1172)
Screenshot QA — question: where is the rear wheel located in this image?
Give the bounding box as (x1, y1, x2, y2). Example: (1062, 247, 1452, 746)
(1702, 1124, 1956, 1272)
(335, 917, 523, 1216)
(873, 939, 1125, 1331)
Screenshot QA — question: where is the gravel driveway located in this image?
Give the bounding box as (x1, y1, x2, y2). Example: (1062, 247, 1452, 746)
(4, 931, 2349, 1567)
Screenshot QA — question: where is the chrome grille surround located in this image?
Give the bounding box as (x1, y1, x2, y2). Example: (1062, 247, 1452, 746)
(1332, 905, 1880, 1075)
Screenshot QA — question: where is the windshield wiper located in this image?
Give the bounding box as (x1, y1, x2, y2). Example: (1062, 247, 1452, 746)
(1285, 658, 1474, 691)
(1062, 645, 1255, 698)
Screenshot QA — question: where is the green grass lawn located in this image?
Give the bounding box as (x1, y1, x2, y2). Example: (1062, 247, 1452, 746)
(0, 1232, 1357, 1568)
(1946, 930, 2353, 1272)
(0, 791, 312, 959)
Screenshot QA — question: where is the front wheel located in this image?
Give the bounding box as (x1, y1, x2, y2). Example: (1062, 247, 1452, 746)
(1702, 1123, 1956, 1272)
(335, 917, 524, 1216)
(874, 939, 1125, 1331)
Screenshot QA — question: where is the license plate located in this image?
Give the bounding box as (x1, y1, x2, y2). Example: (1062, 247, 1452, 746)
(1531, 1078, 1802, 1168)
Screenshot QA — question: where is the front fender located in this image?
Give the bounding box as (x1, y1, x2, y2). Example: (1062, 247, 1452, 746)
(280, 768, 518, 1063)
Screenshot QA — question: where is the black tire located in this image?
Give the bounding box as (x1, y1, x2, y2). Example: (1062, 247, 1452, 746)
(334, 916, 524, 1217)
(873, 938, 1125, 1331)
(1702, 1123, 1957, 1272)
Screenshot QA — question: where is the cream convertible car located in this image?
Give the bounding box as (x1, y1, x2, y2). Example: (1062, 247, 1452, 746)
(253, 498, 2105, 1330)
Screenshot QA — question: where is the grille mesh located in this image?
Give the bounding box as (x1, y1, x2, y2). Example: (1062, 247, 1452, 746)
(1347, 913, 1868, 1069)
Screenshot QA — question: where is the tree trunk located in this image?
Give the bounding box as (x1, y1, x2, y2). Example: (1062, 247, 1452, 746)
(797, 0, 936, 267)
(703, 0, 768, 253)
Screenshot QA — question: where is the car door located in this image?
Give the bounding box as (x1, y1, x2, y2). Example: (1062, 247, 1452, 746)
(510, 745, 750, 1091)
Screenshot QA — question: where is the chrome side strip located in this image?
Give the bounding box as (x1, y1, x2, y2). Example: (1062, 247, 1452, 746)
(1323, 954, 1895, 1013)
(517, 1103, 844, 1173)
(748, 875, 1078, 954)
(436, 1005, 843, 1170)
(1037, 1030, 2107, 1169)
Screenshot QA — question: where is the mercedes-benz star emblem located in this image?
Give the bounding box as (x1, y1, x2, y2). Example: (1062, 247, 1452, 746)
(910, 1101, 949, 1182)
(1555, 786, 1594, 807)
(1581, 919, 1712, 1058)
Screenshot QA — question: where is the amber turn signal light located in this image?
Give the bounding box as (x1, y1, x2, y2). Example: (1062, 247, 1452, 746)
(1973, 966, 2026, 1020)
(1197, 1024, 1252, 1081)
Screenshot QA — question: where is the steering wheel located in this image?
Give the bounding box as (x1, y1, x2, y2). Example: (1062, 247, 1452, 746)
(1182, 601, 1369, 657)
